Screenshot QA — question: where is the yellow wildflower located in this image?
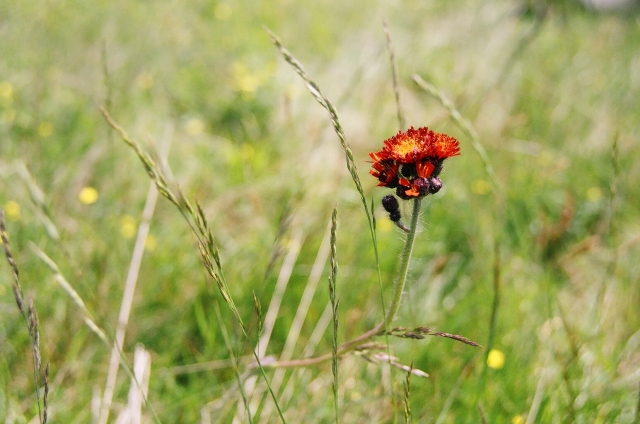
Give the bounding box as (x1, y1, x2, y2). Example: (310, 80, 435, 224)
(120, 215, 137, 238)
(38, 121, 53, 138)
(586, 187, 602, 202)
(472, 179, 491, 195)
(487, 349, 505, 369)
(136, 71, 154, 90)
(4, 201, 21, 220)
(512, 415, 525, 424)
(185, 117, 205, 136)
(79, 187, 99, 205)
(0, 81, 13, 100)
(145, 235, 157, 252)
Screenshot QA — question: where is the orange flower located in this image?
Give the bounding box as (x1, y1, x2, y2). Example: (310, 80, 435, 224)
(368, 154, 399, 187)
(369, 127, 459, 199)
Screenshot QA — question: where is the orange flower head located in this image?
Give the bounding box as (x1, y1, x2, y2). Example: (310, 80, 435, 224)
(369, 126, 459, 200)
(431, 132, 461, 159)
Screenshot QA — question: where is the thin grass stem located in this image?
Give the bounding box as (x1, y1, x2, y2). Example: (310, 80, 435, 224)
(382, 18, 405, 131)
(478, 403, 487, 424)
(328, 208, 339, 424)
(483, 239, 501, 374)
(634, 381, 640, 424)
(403, 361, 413, 424)
(215, 300, 254, 424)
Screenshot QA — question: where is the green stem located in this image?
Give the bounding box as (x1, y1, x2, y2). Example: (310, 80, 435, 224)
(385, 198, 422, 326)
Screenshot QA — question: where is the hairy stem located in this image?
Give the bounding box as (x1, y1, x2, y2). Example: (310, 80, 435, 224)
(385, 198, 421, 326)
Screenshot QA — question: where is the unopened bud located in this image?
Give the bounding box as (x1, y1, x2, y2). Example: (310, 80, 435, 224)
(381, 195, 400, 213)
(428, 177, 443, 194)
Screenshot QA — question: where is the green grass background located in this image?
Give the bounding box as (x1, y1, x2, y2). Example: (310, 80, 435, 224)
(1, 0, 639, 422)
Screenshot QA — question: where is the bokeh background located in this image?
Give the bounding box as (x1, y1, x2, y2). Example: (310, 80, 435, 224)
(1, 0, 639, 422)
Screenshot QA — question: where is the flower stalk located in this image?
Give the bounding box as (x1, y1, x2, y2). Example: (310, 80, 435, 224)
(385, 197, 421, 326)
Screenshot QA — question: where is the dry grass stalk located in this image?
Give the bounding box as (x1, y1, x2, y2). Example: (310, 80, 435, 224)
(355, 347, 429, 379)
(114, 345, 152, 424)
(379, 326, 480, 347)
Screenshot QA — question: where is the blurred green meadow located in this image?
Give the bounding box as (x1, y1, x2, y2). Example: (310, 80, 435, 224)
(1, 0, 640, 422)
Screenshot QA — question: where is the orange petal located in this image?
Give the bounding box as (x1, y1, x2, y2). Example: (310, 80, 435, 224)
(416, 161, 435, 178)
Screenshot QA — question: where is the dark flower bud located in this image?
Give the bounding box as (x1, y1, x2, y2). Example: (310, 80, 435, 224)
(430, 160, 444, 178)
(428, 177, 443, 194)
(389, 210, 401, 222)
(382, 195, 400, 213)
(412, 177, 430, 197)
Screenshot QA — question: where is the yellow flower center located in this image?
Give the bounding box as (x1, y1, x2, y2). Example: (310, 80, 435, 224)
(391, 135, 420, 159)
